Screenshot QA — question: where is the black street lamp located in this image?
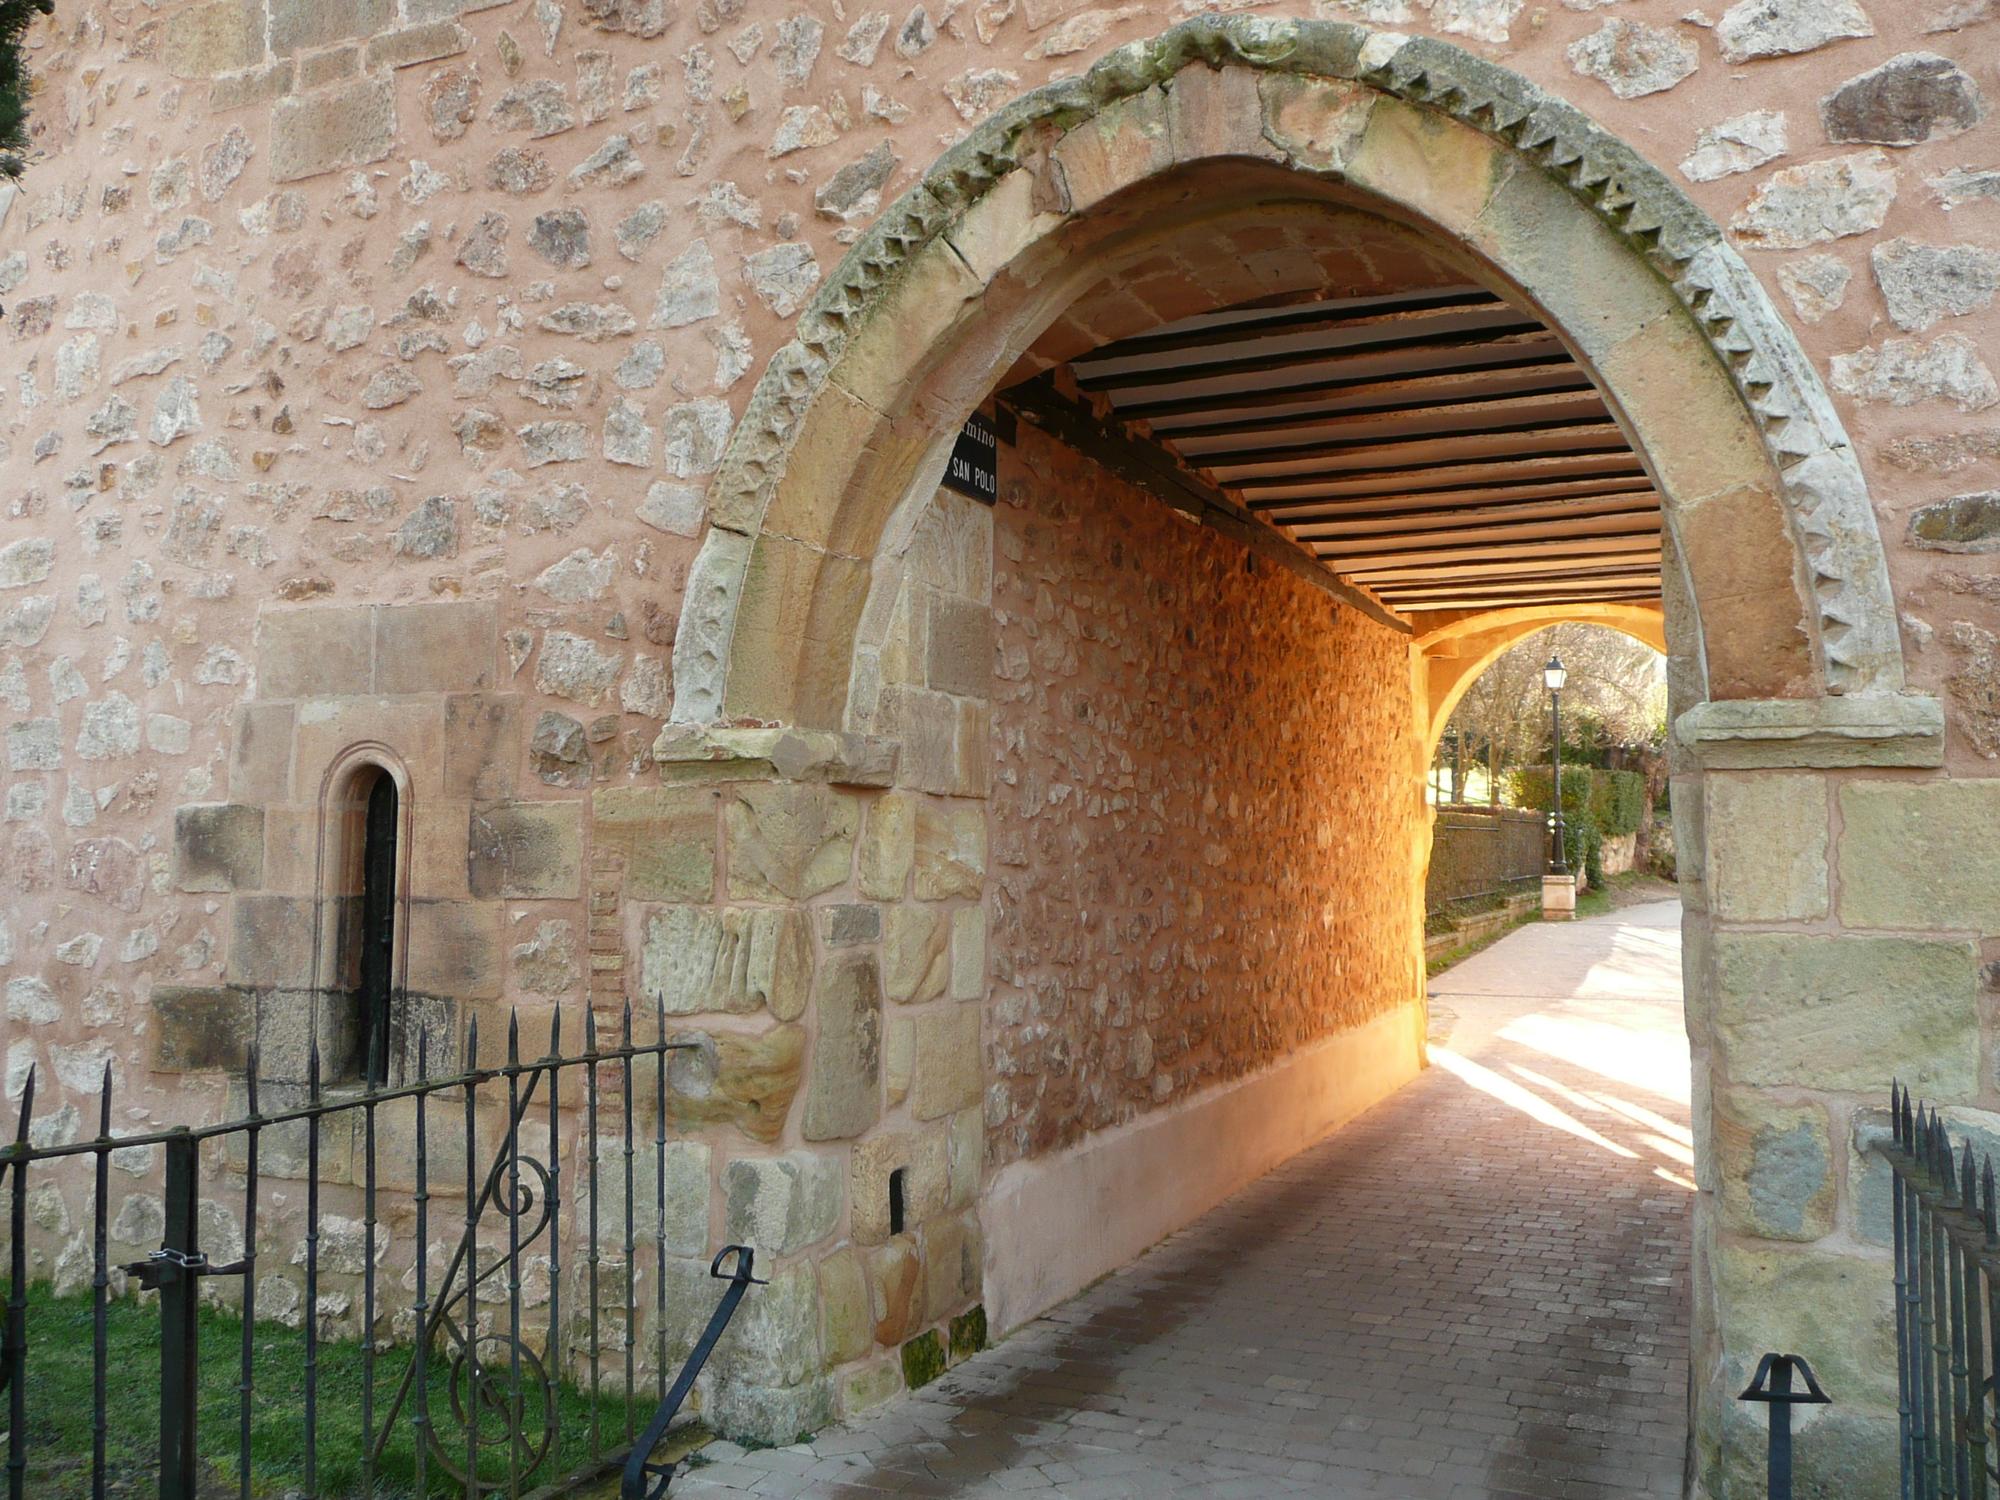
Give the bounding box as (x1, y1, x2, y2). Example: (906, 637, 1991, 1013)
(1545, 654, 1568, 877)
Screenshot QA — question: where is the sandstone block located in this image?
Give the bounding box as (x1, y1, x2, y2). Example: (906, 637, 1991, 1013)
(883, 906, 948, 1004)
(851, 1132, 909, 1247)
(868, 1239, 921, 1346)
(163, 0, 263, 77)
(723, 1152, 841, 1257)
(950, 908, 985, 1002)
(910, 1004, 982, 1122)
(715, 1262, 823, 1393)
(1853, 1105, 2000, 1247)
(727, 784, 858, 902)
(885, 1015, 912, 1107)
(150, 986, 252, 1071)
(657, 1025, 805, 1144)
(819, 1249, 873, 1366)
(227, 897, 316, 988)
(1049, 87, 1170, 216)
(231, 702, 295, 801)
(594, 787, 716, 902)
(1838, 781, 2000, 931)
(405, 901, 502, 1000)
(914, 803, 984, 901)
(174, 803, 265, 893)
(443, 694, 518, 800)
(803, 953, 881, 1141)
(921, 1210, 980, 1323)
(1715, 1092, 1834, 1241)
(642, 905, 812, 1019)
(925, 594, 991, 699)
(271, 76, 396, 184)
(375, 602, 496, 695)
(270, 0, 394, 56)
(1717, 1245, 1896, 1412)
(1704, 773, 1827, 922)
(1712, 932, 1977, 1094)
(467, 801, 581, 899)
(258, 606, 373, 699)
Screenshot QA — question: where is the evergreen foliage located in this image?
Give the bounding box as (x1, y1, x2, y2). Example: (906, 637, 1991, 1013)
(0, 0, 53, 179)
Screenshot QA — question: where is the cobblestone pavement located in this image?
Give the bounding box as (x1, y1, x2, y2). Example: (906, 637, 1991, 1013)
(678, 901, 1690, 1499)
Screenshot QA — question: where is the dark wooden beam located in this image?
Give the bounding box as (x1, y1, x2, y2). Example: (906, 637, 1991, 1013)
(1075, 321, 1550, 394)
(1307, 514, 1661, 562)
(1189, 417, 1629, 472)
(1117, 349, 1581, 422)
(1072, 288, 1504, 364)
(1234, 452, 1648, 499)
(999, 376, 1411, 635)
(1260, 481, 1659, 527)
(1289, 496, 1659, 541)
(1155, 384, 1606, 444)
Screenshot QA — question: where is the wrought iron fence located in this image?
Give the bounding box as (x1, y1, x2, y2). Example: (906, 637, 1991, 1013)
(1881, 1082, 1999, 1500)
(0, 1000, 758, 1500)
(1425, 804, 1547, 914)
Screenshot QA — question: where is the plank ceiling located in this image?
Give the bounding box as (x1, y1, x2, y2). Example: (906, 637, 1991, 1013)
(1014, 285, 1665, 619)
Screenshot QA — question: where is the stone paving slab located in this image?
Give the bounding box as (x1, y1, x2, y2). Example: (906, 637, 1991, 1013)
(677, 902, 1690, 1499)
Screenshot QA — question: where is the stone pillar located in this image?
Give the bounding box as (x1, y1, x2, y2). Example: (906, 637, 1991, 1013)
(1676, 694, 1951, 1499)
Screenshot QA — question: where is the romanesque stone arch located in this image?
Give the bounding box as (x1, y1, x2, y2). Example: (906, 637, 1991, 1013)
(669, 15, 1908, 732)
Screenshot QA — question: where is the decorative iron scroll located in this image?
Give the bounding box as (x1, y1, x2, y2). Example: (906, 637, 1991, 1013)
(0, 996, 736, 1500)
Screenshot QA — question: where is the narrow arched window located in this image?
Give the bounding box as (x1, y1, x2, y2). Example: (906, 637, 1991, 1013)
(356, 769, 398, 1087)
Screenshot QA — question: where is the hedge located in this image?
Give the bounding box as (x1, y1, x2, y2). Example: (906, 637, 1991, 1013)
(1509, 766, 1645, 838)
(1508, 766, 1645, 888)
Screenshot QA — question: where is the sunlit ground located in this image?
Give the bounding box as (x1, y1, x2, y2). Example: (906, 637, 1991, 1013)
(1429, 898, 1693, 1190)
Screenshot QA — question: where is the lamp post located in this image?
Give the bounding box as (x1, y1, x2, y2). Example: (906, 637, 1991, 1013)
(1541, 654, 1576, 920)
(1545, 654, 1568, 876)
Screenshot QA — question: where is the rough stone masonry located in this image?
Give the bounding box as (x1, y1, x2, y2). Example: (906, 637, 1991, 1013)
(0, 2, 1994, 1497)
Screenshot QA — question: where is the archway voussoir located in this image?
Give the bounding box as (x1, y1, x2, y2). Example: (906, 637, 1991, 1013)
(1049, 86, 1174, 217)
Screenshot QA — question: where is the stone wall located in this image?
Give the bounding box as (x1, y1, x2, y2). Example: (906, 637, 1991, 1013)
(0, 0, 1996, 1487)
(986, 419, 1418, 1170)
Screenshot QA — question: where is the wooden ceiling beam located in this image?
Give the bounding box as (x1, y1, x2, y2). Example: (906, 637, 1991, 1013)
(1235, 453, 1648, 499)
(1117, 350, 1584, 422)
(997, 376, 1410, 634)
(1076, 323, 1554, 394)
(1394, 586, 1664, 611)
(1191, 418, 1630, 472)
(1072, 288, 1504, 364)
(1156, 385, 1608, 444)
(1343, 548, 1663, 584)
(1304, 511, 1661, 557)
(1288, 496, 1660, 540)
(1258, 480, 1658, 525)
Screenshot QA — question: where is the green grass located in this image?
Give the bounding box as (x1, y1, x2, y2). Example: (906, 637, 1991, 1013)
(4, 1282, 679, 1498)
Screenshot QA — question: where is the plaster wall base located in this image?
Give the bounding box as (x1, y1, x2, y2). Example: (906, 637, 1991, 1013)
(980, 1000, 1426, 1335)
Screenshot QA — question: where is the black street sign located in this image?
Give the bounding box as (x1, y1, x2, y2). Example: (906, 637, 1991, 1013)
(944, 411, 998, 504)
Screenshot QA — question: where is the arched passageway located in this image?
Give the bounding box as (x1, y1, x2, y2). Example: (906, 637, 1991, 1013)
(663, 19, 1942, 1496)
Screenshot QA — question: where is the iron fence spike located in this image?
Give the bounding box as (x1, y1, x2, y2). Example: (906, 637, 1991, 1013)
(509, 1006, 521, 1067)
(468, 1012, 480, 1067)
(308, 1038, 322, 1102)
(15, 1064, 34, 1144)
(97, 1061, 113, 1137)
(1963, 1142, 1976, 1205)
(549, 1004, 561, 1062)
(1985, 1158, 1997, 1242)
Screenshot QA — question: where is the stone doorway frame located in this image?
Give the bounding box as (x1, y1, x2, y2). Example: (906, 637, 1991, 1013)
(661, 17, 1949, 1494)
(671, 15, 1917, 733)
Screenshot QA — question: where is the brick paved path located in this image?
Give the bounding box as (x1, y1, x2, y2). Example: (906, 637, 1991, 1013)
(680, 901, 1690, 1499)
